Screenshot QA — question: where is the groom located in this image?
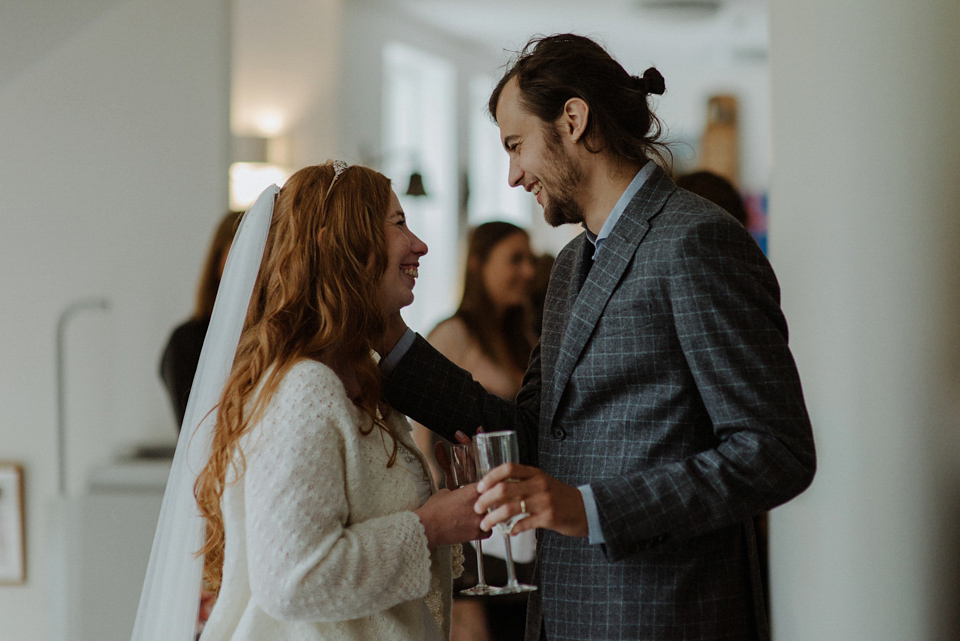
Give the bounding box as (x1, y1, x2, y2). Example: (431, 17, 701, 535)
(380, 33, 815, 641)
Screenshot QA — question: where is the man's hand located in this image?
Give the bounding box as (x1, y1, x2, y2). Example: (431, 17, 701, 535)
(474, 463, 589, 538)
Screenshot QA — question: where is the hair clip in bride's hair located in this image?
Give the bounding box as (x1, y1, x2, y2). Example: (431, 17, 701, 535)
(331, 160, 349, 185)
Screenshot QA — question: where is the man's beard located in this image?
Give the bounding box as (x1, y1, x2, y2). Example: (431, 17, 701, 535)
(542, 125, 585, 227)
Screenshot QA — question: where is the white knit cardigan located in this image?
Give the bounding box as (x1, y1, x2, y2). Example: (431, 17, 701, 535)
(199, 360, 453, 641)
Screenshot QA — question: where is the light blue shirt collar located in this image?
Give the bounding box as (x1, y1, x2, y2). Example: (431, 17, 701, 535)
(583, 161, 656, 258)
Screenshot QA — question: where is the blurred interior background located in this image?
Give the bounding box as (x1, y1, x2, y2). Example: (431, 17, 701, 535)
(0, 0, 958, 639)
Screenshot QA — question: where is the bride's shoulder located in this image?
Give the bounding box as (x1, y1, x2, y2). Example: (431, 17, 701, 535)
(249, 360, 358, 444)
(273, 359, 350, 407)
(244, 361, 356, 458)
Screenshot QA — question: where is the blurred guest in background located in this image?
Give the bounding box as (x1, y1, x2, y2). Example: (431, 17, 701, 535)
(159, 211, 241, 429)
(676, 170, 749, 226)
(413, 221, 537, 641)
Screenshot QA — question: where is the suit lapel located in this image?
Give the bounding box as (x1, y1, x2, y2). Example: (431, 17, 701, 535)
(544, 167, 677, 427)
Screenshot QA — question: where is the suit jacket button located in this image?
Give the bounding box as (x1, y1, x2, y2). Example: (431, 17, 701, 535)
(552, 427, 566, 439)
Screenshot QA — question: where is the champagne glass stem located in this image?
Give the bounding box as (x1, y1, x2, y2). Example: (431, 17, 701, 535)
(502, 531, 519, 587)
(474, 539, 487, 587)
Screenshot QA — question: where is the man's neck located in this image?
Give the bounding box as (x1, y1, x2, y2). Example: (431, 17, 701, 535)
(580, 158, 644, 235)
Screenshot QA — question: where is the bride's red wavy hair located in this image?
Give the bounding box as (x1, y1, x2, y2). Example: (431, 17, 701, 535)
(194, 162, 397, 592)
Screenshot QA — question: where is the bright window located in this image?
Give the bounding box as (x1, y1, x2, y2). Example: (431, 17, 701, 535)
(467, 74, 534, 227)
(382, 43, 458, 333)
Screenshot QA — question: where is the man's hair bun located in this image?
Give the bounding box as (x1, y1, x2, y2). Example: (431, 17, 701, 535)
(640, 67, 666, 96)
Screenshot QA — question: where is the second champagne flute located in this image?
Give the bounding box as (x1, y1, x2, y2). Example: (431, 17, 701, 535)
(448, 442, 497, 596)
(473, 430, 537, 594)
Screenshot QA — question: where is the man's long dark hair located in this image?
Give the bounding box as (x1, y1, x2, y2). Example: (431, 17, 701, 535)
(488, 33, 672, 169)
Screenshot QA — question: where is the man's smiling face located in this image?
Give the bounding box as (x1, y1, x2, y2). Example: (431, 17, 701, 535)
(496, 77, 585, 227)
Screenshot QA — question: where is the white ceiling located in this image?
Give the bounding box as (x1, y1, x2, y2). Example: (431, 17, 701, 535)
(383, 0, 768, 67)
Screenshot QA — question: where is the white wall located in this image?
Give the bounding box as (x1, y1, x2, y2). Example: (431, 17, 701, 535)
(767, 0, 960, 638)
(0, 0, 230, 637)
(232, 0, 345, 166)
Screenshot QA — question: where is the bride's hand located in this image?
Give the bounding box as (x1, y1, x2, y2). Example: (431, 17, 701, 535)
(414, 485, 487, 549)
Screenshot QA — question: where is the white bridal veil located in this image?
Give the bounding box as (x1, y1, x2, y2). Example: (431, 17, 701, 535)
(131, 185, 279, 641)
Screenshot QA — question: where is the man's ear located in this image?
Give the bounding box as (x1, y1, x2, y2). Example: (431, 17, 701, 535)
(559, 97, 589, 143)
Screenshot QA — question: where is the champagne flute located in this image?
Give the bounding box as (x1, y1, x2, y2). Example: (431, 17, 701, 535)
(448, 442, 497, 596)
(473, 430, 537, 594)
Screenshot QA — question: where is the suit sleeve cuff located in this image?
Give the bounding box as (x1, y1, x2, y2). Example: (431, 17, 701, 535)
(379, 328, 416, 374)
(578, 484, 606, 545)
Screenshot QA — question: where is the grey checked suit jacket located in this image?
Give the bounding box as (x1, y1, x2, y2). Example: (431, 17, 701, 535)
(384, 166, 816, 641)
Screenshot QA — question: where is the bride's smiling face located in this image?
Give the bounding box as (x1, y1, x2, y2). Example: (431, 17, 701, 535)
(378, 190, 427, 315)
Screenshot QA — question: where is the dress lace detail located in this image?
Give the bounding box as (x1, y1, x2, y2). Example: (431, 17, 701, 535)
(392, 424, 454, 632)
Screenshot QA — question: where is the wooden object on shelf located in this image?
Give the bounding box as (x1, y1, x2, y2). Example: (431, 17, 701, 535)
(700, 94, 740, 188)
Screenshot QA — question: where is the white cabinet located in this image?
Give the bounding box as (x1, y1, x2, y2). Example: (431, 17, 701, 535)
(46, 461, 169, 641)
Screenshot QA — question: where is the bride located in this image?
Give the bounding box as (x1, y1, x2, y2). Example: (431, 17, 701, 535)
(132, 161, 484, 641)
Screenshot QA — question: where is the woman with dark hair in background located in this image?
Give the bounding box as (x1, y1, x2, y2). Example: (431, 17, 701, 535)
(413, 221, 537, 641)
(160, 210, 242, 429)
(430, 222, 536, 397)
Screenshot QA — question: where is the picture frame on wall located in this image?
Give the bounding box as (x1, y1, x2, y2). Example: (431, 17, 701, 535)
(0, 463, 26, 584)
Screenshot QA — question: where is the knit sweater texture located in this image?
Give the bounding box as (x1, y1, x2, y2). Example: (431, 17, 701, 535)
(199, 359, 453, 640)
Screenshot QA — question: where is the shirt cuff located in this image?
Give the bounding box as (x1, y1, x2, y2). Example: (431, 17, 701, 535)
(379, 328, 416, 374)
(578, 484, 605, 545)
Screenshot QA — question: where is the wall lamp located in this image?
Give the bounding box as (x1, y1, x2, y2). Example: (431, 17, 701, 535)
(229, 136, 291, 210)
